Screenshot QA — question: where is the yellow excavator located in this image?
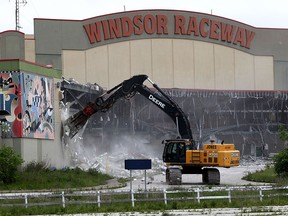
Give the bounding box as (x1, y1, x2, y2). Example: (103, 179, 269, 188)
(64, 74, 240, 185)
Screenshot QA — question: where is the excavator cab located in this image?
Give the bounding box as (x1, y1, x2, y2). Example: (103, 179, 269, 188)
(162, 139, 193, 163)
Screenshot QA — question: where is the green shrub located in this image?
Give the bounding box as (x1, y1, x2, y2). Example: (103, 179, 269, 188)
(279, 125, 288, 141)
(23, 161, 49, 172)
(273, 148, 288, 177)
(0, 145, 24, 183)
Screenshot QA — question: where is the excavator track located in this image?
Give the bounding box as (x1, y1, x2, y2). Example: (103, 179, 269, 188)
(202, 168, 220, 185)
(166, 167, 182, 185)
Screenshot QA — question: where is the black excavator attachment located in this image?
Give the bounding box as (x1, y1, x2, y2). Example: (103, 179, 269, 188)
(64, 102, 96, 138)
(63, 75, 149, 138)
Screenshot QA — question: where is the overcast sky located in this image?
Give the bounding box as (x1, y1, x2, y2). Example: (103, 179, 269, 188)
(1, 0, 288, 34)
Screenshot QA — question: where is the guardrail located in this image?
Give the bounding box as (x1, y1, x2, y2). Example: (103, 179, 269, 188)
(0, 185, 287, 208)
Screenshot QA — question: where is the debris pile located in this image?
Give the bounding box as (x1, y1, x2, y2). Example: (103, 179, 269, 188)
(239, 155, 273, 167)
(63, 133, 166, 178)
(62, 130, 274, 180)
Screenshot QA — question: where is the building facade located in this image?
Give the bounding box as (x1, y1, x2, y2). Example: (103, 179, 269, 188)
(1, 10, 288, 168)
(34, 10, 288, 90)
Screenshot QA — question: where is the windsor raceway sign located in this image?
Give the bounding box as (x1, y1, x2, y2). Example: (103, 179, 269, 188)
(83, 13, 255, 49)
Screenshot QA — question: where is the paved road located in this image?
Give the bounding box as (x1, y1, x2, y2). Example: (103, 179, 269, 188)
(115, 164, 268, 191)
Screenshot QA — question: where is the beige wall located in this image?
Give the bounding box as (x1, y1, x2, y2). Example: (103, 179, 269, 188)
(254, 56, 274, 90)
(12, 125, 67, 168)
(173, 40, 195, 88)
(108, 42, 131, 87)
(194, 41, 215, 89)
(131, 40, 153, 79)
(214, 45, 235, 90)
(151, 39, 174, 87)
(86, 46, 109, 89)
(62, 39, 274, 90)
(24, 35, 36, 63)
(62, 50, 86, 83)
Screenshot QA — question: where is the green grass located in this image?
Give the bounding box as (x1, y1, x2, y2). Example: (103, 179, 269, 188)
(242, 165, 288, 185)
(0, 193, 288, 216)
(0, 166, 112, 191)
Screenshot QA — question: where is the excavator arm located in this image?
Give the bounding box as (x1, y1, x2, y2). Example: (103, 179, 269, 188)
(64, 74, 193, 141)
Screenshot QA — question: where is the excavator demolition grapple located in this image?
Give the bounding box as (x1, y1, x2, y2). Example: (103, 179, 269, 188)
(64, 74, 240, 185)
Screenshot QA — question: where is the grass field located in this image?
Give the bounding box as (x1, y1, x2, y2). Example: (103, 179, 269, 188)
(242, 164, 288, 186)
(0, 164, 112, 191)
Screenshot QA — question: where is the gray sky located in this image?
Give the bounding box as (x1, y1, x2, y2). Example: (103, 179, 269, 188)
(1, 0, 288, 34)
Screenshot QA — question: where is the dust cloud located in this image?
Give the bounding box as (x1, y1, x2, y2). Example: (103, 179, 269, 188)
(61, 102, 165, 178)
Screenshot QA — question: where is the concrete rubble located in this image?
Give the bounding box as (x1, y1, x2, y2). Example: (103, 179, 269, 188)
(68, 143, 165, 178)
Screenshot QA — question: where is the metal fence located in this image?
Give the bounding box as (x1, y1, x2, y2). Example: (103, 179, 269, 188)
(0, 185, 287, 208)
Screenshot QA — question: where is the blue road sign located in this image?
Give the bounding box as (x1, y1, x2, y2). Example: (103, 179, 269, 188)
(125, 159, 152, 170)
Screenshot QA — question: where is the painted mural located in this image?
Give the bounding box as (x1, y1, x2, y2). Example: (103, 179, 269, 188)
(0, 71, 54, 139)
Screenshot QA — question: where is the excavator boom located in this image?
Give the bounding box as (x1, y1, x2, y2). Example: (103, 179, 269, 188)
(64, 75, 148, 137)
(64, 74, 193, 141)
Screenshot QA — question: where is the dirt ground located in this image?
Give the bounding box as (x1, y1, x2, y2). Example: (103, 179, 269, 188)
(116, 164, 267, 191)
